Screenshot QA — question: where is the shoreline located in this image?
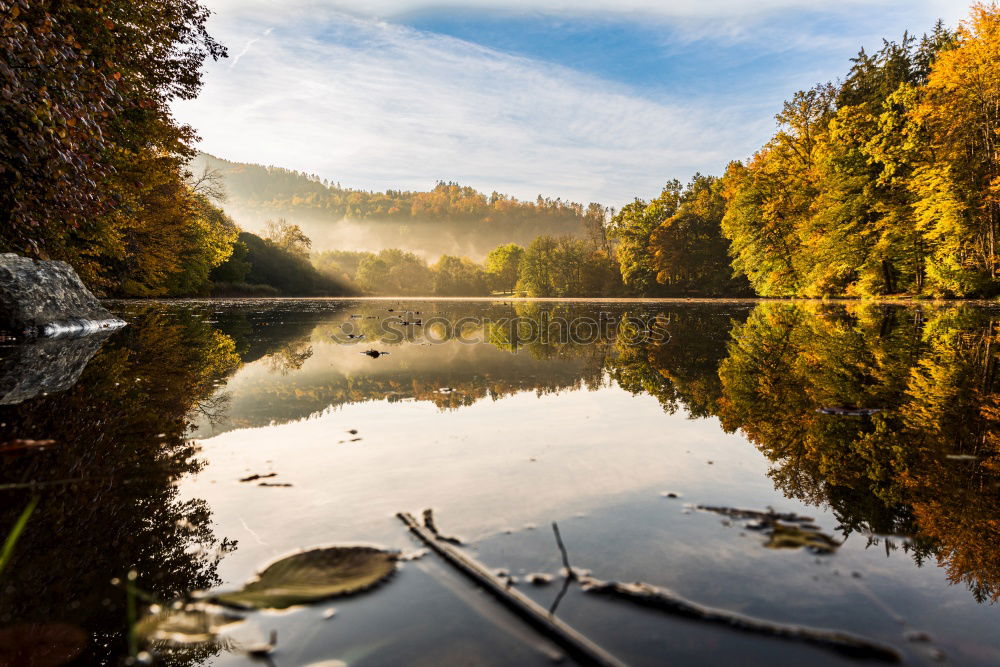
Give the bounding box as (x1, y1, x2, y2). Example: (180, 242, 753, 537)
(102, 295, 1000, 306)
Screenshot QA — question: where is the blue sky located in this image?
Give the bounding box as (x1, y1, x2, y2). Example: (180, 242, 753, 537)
(176, 0, 969, 206)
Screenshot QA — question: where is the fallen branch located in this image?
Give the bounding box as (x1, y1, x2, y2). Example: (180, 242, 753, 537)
(397, 511, 623, 667)
(582, 578, 901, 663)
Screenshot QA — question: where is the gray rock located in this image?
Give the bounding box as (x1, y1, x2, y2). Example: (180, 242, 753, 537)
(0, 253, 125, 338)
(0, 333, 111, 404)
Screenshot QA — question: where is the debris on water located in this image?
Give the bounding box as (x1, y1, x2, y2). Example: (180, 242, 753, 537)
(398, 548, 429, 561)
(527, 573, 554, 586)
(240, 473, 277, 483)
(580, 577, 901, 662)
(767, 523, 840, 554)
(322, 608, 337, 620)
(135, 604, 244, 645)
(347, 429, 358, 435)
(697, 506, 815, 523)
(660, 491, 681, 499)
(349, 437, 362, 442)
(904, 630, 932, 642)
(817, 407, 883, 416)
(559, 567, 590, 578)
(697, 506, 839, 554)
(211, 546, 397, 610)
(247, 630, 277, 660)
(258, 482, 293, 487)
(422, 508, 464, 545)
(362, 350, 389, 358)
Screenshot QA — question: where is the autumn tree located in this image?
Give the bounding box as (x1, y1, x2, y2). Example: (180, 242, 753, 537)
(608, 181, 682, 295)
(431, 255, 489, 296)
(485, 243, 524, 293)
(263, 218, 312, 258)
(0, 0, 229, 296)
(649, 174, 751, 295)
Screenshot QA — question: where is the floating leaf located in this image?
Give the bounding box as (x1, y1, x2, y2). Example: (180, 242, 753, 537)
(136, 605, 244, 644)
(766, 523, 840, 554)
(212, 547, 396, 610)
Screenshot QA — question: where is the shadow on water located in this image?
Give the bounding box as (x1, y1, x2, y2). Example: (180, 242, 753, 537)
(1, 299, 1000, 664)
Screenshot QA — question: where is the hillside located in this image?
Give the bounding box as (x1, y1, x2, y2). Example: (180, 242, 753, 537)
(189, 153, 606, 259)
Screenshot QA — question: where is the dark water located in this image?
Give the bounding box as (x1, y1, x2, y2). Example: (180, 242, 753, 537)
(2, 299, 999, 666)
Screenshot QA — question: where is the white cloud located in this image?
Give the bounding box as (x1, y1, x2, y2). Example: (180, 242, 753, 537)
(202, 0, 967, 24)
(176, 11, 769, 205)
(176, 1, 973, 206)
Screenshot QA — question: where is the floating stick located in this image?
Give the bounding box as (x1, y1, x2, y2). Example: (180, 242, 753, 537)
(397, 511, 623, 667)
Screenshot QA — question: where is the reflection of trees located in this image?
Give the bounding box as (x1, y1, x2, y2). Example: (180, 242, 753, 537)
(608, 307, 747, 417)
(0, 308, 242, 664)
(264, 339, 314, 375)
(713, 303, 1000, 603)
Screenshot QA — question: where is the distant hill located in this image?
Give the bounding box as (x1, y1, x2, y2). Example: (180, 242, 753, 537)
(188, 153, 606, 259)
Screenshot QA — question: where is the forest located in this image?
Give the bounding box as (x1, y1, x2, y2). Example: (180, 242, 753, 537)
(4, 2, 1000, 298)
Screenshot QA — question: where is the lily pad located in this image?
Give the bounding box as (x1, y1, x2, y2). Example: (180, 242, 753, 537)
(212, 546, 397, 610)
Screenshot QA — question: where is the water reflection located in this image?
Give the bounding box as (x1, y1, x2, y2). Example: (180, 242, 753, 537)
(2, 299, 1000, 664)
(0, 308, 243, 664)
(715, 303, 1000, 603)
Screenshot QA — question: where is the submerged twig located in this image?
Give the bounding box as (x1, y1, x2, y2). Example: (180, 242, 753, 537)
(582, 578, 901, 663)
(552, 521, 575, 580)
(422, 508, 463, 545)
(549, 522, 574, 615)
(397, 512, 623, 667)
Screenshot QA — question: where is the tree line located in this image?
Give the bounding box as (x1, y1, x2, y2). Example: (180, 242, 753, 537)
(603, 4, 1000, 299)
(192, 152, 606, 231)
(0, 0, 243, 297)
(720, 5, 1000, 298)
(6, 2, 1000, 299)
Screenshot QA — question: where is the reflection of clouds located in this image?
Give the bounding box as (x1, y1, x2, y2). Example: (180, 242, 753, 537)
(181, 385, 776, 584)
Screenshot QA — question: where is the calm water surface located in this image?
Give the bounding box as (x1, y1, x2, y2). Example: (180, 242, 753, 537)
(2, 299, 999, 666)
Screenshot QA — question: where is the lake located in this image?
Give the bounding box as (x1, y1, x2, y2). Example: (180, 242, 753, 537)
(2, 299, 999, 666)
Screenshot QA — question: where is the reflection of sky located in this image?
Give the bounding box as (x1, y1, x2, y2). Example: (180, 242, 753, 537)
(182, 352, 998, 666)
(180, 1, 968, 205)
(183, 379, 781, 578)
(178, 299, 1000, 666)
